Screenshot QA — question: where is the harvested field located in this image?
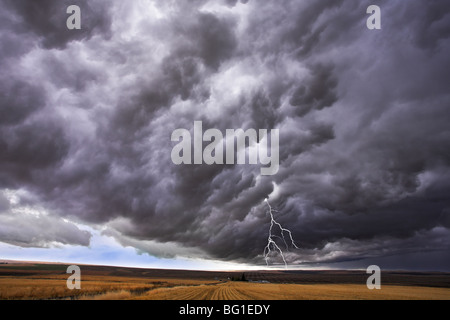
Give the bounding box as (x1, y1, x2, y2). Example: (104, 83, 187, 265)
(137, 281, 450, 300)
(1, 261, 449, 300)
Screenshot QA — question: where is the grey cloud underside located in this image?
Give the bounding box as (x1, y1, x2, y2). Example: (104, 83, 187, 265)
(0, 0, 449, 268)
(0, 212, 91, 248)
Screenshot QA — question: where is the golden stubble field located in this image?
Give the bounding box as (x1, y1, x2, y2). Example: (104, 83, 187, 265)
(135, 281, 450, 300)
(2, 276, 450, 300)
(1, 262, 449, 300)
(0, 274, 212, 300)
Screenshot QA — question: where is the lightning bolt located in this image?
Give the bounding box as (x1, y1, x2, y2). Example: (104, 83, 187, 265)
(263, 198, 299, 268)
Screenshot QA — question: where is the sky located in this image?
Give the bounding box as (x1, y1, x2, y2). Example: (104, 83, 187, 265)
(0, 0, 450, 272)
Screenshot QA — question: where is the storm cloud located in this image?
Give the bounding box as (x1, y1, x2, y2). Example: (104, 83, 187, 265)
(0, 0, 449, 269)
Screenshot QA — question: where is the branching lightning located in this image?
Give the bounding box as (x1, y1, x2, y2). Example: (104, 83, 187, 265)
(263, 198, 299, 268)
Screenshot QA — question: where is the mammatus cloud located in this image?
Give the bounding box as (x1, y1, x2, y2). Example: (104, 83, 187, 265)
(0, 0, 449, 269)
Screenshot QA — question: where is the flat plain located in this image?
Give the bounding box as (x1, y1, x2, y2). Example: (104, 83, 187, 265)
(0, 261, 449, 300)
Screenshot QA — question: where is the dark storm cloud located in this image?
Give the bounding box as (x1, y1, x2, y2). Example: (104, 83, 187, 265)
(0, 79, 69, 188)
(289, 64, 338, 117)
(1, 0, 449, 269)
(173, 12, 238, 69)
(0, 119, 69, 172)
(0, 80, 45, 126)
(2, 0, 112, 49)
